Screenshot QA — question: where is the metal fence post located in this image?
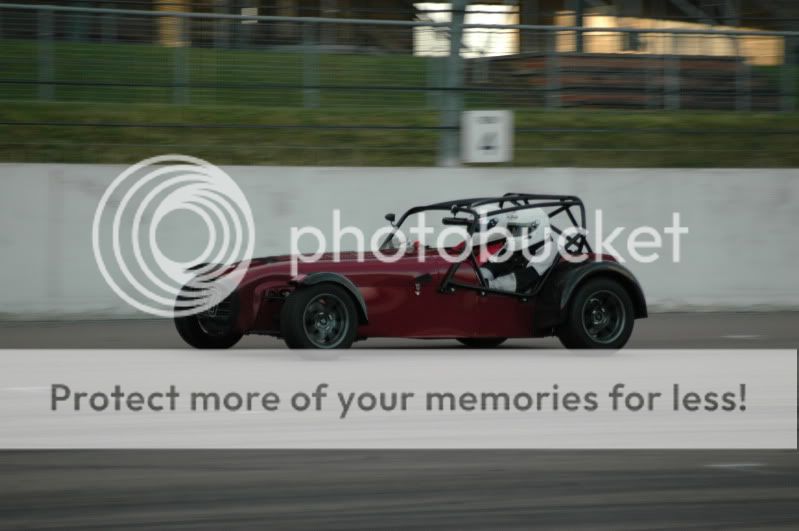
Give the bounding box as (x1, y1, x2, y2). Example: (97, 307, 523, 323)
(736, 54, 751, 112)
(546, 30, 561, 109)
(37, 8, 54, 101)
(173, 16, 189, 104)
(303, 21, 320, 109)
(426, 56, 442, 109)
(665, 34, 680, 110)
(732, 35, 751, 112)
(437, 0, 467, 167)
(782, 37, 796, 113)
(69, 1, 88, 42)
(101, 8, 117, 44)
(214, 16, 229, 50)
(646, 40, 659, 109)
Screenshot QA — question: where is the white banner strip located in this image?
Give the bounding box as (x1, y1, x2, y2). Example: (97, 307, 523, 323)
(0, 349, 795, 449)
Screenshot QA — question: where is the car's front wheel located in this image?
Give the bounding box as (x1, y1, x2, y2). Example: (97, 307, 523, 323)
(457, 337, 507, 348)
(280, 284, 358, 349)
(557, 277, 634, 349)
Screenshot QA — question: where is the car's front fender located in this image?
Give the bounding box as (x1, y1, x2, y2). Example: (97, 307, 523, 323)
(536, 260, 647, 329)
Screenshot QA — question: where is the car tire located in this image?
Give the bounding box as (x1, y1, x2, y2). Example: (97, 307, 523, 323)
(557, 277, 634, 349)
(174, 314, 243, 349)
(457, 337, 507, 348)
(174, 286, 242, 349)
(281, 283, 358, 349)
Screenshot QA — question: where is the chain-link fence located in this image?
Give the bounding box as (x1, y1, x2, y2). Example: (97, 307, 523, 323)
(0, 2, 797, 166)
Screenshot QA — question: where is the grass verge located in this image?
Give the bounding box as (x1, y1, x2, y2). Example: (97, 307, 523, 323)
(0, 101, 797, 167)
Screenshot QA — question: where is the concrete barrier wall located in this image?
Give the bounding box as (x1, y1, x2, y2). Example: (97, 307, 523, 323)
(0, 163, 797, 319)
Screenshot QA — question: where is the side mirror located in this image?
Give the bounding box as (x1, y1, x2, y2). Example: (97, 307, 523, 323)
(385, 213, 396, 224)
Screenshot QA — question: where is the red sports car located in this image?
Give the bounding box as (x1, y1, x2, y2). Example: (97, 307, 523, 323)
(174, 194, 647, 349)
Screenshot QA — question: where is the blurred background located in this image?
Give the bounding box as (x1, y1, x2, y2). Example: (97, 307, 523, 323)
(1, 3, 798, 529)
(0, 0, 797, 166)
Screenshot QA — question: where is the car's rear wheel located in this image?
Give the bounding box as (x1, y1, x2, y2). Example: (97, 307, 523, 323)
(174, 287, 242, 349)
(175, 314, 243, 349)
(457, 337, 507, 348)
(557, 277, 634, 349)
(281, 284, 358, 349)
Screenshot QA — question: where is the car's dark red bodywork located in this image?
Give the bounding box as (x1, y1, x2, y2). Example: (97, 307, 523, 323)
(226, 248, 647, 341)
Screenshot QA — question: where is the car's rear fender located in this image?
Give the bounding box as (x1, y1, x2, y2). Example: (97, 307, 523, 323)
(536, 260, 647, 329)
(231, 274, 292, 333)
(292, 272, 369, 324)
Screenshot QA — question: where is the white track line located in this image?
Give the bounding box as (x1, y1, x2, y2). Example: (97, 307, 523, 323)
(705, 463, 765, 469)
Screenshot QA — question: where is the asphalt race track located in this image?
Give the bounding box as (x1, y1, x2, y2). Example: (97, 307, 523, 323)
(1, 311, 798, 349)
(0, 312, 797, 529)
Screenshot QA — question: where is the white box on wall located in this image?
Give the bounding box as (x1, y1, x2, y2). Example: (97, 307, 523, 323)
(461, 110, 513, 163)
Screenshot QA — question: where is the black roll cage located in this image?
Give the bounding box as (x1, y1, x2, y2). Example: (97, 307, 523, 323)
(380, 193, 593, 299)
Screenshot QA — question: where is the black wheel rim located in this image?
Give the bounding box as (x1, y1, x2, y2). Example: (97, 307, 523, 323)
(302, 294, 349, 348)
(196, 295, 234, 337)
(580, 290, 626, 345)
